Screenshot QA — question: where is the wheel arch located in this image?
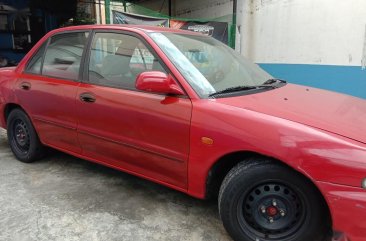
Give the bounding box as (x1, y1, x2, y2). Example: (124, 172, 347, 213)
(4, 103, 26, 126)
(205, 150, 332, 233)
(205, 151, 260, 199)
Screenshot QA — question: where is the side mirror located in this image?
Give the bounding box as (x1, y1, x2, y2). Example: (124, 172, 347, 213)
(136, 71, 185, 96)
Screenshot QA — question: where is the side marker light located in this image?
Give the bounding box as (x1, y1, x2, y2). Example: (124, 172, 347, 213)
(201, 137, 214, 145)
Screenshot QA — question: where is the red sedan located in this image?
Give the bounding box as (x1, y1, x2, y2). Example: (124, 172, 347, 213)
(0, 25, 365, 241)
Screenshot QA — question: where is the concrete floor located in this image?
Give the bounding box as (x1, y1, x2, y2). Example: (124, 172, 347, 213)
(0, 129, 231, 241)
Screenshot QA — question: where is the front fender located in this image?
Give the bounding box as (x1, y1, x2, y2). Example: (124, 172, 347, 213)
(187, 99, 366, 198)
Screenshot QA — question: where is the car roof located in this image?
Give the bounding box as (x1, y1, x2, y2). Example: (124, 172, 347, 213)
(51, 24, 203, 36)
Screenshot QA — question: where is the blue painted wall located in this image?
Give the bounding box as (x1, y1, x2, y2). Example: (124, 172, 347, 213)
(259, 64, 366, 99)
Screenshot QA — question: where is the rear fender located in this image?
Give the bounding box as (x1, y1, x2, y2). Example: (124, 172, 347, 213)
(0, 67, 20, 128)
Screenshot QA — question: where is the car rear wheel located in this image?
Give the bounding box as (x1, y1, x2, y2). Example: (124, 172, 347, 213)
(218, 159, 329, 241)
(7, 109, 45, 163)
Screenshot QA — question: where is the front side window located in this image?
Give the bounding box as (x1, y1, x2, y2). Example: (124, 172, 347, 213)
(42, 32, 89, 80)
(88, 32, 165, 90)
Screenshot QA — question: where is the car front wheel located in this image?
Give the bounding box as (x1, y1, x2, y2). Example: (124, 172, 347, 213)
(218, 159, 329, 241)
(7, 109, 45, 163)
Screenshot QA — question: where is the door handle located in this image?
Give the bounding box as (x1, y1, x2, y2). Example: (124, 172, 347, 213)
(20, 82, 31, 90)
(79, 93, 96, 103)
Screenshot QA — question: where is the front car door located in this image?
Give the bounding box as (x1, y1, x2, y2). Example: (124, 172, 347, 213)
(15, 31, 90, 154)
(76, 31, 192, 189)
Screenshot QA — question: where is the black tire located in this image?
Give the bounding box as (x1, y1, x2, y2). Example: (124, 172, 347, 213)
(7, 109, 45, 163)
(218, 159, 329, 241)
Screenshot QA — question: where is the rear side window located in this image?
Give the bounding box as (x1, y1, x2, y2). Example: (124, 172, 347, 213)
(25, 42, 46, 74)
(42, 32, 89, 80)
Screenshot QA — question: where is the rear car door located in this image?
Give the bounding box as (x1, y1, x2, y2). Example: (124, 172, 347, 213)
(77, 31, 192, 188)
(15, 31, 90, 154)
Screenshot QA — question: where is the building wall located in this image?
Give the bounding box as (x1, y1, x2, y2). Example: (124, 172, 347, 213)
(239, 0, 366, 99)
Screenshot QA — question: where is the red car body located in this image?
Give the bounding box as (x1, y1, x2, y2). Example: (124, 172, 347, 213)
(0, 25, 365, 241)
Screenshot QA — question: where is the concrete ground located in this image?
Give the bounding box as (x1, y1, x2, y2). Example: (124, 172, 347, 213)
(0, 128, 231, 241)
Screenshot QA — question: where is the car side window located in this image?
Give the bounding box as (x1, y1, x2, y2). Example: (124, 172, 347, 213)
(25, 42, 46, 74)
(88, 32, 166, 90)
(42, 32, 89, 80)
(130, 42, 165, 73)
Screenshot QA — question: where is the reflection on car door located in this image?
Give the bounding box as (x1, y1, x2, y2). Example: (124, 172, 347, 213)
(77, 32, 192, 188)
(15, 32, 89, 154)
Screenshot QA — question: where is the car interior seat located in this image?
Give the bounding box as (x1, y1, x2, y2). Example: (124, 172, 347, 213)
(100, 39, 139, 89)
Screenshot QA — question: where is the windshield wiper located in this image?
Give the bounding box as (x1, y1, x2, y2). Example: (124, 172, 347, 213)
(208, 79, 287, 97)
(208, 85, 274, 97)
(262, 78, 287, 85)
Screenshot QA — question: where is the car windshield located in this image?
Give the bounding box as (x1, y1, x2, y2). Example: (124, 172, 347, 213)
(149, 32, 273, 98)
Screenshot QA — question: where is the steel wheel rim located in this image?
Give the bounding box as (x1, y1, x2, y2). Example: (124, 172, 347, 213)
(12, 119, 30, 154)
(237, 182, 306, 240)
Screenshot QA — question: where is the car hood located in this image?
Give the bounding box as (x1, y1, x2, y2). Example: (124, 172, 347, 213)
(215, 84, 366, 144)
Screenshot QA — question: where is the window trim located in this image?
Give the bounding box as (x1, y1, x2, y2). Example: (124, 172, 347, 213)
(24, 30, 92, 82)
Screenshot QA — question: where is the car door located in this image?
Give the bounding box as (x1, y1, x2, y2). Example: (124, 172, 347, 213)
(76, 31, 192, 188)
(15, 31, 90, 154)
